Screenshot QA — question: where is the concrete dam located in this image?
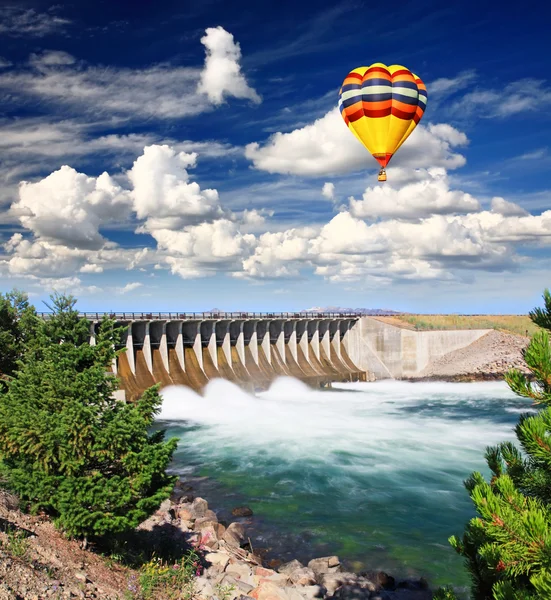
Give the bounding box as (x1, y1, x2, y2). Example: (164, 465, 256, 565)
(84, 312, 492, 400)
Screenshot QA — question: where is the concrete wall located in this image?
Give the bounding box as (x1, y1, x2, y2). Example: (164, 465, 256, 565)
(96, 315, 492, 400)
(348, 317, 490, 379)
(100, 317, 365, 400)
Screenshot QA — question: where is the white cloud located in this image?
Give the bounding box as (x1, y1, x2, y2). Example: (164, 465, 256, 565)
(429, 70, 477, 96)
(0, 27, 257, 121)
(4, 142, 551, 289)
(12, 166, 132, 249)
(0, 6, 70, 37)
(321, 182, 335, 201)
(117, 282, 143, 294)
(29, 50, 76, 69)
(128, 144, 224, 230)
(0, 57, 12, 68)
(349, 168, 480, 220)
(245, 107, 467, 176)
(197, 26, 261, 105)
(491, 197, 529, 217)
(79, 263, 104, 274)
(451, 79, 551, 118)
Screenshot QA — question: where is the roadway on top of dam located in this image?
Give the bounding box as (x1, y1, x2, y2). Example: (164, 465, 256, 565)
(37, 311, 369, 320)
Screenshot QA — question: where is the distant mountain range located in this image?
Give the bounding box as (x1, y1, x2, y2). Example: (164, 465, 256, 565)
(303, 306, 402, 315)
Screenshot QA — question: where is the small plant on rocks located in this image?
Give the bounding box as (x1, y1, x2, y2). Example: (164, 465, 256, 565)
(2, 527, 29, 558)
(130, 550, 201, 600)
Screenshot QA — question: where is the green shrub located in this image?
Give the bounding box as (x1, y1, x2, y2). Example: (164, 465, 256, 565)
(0, 294, 177, 542)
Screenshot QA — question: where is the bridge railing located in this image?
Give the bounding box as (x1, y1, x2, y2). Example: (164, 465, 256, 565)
(37, 311, 367, 320)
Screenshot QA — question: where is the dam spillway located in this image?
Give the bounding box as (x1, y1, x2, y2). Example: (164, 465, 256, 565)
(77, 311, 493, 401)
(87, 312, 366, 401)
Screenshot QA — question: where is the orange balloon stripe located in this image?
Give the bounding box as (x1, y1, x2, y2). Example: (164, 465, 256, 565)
(391, 99, 417, 114)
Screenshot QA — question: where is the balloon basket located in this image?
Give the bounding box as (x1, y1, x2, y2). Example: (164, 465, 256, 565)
(378, 169, 387, 182)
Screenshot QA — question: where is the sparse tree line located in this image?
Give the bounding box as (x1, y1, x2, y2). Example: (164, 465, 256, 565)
(1, 289, 551, 598)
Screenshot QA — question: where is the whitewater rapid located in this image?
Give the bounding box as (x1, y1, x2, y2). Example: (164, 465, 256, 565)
(157, 377, 534, 588)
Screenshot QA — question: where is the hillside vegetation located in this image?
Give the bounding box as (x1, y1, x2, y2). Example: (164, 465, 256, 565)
(374, 314, 538, 337)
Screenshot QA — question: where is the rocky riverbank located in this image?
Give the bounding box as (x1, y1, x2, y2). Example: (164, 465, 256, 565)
(407, 330, 530, 382)
(0, 484, 433, 599)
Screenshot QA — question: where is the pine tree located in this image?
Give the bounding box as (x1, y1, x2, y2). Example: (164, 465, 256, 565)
(0, 293, 177, 541)
(438, 290, 551, 599)
(0, 289, 39, 386)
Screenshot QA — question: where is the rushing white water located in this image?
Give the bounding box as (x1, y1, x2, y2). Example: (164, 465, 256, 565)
(157, 377, 534, 589)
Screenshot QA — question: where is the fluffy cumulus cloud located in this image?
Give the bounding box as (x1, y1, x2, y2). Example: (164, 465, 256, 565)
(245, 107, 467, 176)
(197, 26, 261, 105)
(128, 144, 224, 230)
(12, 166, 132, 249)
(349, 168, 480, 220)
(3, 142, 551, 288)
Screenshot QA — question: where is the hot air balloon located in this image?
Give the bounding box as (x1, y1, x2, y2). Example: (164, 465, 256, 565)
(338, 63, 427, 182)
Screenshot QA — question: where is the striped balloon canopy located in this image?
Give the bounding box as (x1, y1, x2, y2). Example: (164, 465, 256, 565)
(338, 63, 427, 178)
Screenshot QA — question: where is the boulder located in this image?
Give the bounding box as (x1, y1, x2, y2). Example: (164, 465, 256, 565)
(255, 567, 277, 579)
(220, 575, 254, 599)
(297, 585, 326, 599)
(360, 571, 396, 591)
(250, 581, 290, 600)
(226, 562, 256, 587)
(191, 497, 209, 518)
(198, 525, 219, 549)
(320, 572, 359, 596)
(232, 506, 254, 517)
(177, 505, 194, 521)
(223, 522, 246, 548)
(194, 576, 215, 599)
(155, 498, 172, 515)
(195, 518, 219, 533)
(205, 551, 231, 571)
(307, 556, 341, 578)
(330, 585, 372, 599)
(278, 560, 304, 575)
(288, 567, 316, 586)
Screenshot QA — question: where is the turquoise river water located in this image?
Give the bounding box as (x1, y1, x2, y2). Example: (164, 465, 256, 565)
(157, 378, 534, 594)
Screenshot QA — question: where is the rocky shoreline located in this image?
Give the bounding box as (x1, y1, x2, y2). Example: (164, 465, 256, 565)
(0, 483, 434, 599)
(143, 481, 434, 600)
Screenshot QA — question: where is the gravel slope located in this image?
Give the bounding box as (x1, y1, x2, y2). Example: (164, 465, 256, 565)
(415, 330, 530, 379)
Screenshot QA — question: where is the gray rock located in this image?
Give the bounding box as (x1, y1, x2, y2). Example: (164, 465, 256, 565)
(307, 556, 341, 578)
(288, 567, 316, 586)
(295, 585, 326, 599)
(205, 551, 230, 570)
(330, 585, 372, 599)
(226, 562, 255, 587)
(222, 522, 246, 548)
(278, 560, 304, 574)
(320, 572, 358, 595)
(232, 506, 254, 517)
(191, 497, 209, 518)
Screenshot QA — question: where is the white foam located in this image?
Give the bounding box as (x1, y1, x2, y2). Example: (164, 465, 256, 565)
(158, 378, 528, 474)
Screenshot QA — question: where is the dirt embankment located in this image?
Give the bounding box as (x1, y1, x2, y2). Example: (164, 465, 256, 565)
(410, 330, 530, 381)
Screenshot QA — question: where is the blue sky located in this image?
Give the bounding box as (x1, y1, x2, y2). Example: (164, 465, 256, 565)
(0, 0, 550, 313)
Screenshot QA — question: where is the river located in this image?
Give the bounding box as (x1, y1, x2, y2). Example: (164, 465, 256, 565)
(157, 378, 534, 593)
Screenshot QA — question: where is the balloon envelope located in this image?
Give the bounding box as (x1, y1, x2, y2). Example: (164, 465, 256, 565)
(338, 63, 427, 169)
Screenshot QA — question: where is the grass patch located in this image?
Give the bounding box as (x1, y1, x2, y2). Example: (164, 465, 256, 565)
(126, 551, 201, 600)
(377, 315, 538, 337)
(1, 526, 30, 558)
